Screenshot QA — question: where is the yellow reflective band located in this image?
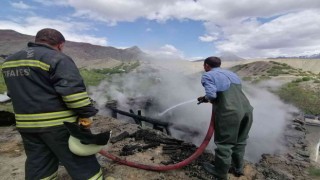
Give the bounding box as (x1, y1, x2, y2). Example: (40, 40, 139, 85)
(88, 169, 103, 180)
(62, 92, 89, 102)
(16, 116, 77, 128)
(2, 60, 50, 71)
(40, 171, 58, 180)
(65, 98, 91, 108)
(15, 110, 75, 121)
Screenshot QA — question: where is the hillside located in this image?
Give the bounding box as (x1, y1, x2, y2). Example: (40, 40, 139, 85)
(231, 60, 320, 83)
(0, 30, 146, 68)
(268, 59, 320, 74)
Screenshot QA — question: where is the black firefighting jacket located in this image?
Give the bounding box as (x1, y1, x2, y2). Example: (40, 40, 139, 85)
(2, 42, 98, 132)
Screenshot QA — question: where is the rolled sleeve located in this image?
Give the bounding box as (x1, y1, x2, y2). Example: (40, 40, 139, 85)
(201, 73, 217, 100)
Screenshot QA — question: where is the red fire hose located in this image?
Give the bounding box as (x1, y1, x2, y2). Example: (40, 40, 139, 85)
(99, 110, 215, 171)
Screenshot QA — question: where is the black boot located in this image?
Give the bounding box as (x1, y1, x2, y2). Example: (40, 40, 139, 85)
(202, 162, 228, 180)
(229, 166, 244, 177)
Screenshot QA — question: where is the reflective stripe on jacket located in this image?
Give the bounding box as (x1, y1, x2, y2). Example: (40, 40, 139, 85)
(2, 42, 97, 132)
(15, 110, 77, 128)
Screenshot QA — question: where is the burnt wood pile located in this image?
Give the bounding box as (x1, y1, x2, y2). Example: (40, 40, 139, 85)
(106, 101, 171, 135)
(110, 129, 216, 179)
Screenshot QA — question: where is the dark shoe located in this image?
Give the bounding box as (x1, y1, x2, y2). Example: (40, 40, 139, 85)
(202, 162, 227, 180)
(229, 167, 244, 177)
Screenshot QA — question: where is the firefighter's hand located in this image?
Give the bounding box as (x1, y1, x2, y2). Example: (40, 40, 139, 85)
(197, 96, 209, 104)
(78, 117, 93, 129)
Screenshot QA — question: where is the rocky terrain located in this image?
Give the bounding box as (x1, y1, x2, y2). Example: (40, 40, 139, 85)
(0, 111, 316, 180)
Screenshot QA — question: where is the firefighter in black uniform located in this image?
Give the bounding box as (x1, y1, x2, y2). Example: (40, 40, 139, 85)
(2, 28, 103, 180)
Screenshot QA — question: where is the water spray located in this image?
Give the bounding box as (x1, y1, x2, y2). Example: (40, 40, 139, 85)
(99, 104, 215, 171)
(158, 99, 197, 116)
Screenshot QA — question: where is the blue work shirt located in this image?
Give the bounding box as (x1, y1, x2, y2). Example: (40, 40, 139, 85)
(201, 67, 241, 100)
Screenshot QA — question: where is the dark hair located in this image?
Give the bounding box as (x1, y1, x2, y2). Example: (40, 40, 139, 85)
(35, 28, 65, 46)
(204, 56, 221, 68)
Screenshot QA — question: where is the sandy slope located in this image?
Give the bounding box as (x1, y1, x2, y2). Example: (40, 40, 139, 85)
(190, 58, 320, 74)
(258, 58, 320, 73)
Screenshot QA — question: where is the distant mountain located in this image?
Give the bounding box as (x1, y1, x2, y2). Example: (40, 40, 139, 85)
(219, 52, 245, 61)
(191, 52, 245, 62)
(271, 53, 320, 59)
(0, 30, 147, 68)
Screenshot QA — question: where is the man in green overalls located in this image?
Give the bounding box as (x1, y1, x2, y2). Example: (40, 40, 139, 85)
(198, 56, 253, 179)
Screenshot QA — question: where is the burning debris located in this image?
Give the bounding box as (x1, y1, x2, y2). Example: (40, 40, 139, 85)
(101, 94, 314, 180)
(106, 101, 172, 135)
(110, 128, 218, 179)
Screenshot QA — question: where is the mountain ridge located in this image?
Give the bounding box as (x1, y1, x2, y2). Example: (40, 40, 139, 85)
(271, 53, 320, 59)
(0, 30, 146, 68)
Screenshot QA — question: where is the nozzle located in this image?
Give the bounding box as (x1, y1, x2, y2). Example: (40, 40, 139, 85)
(197, 100, 203, 105)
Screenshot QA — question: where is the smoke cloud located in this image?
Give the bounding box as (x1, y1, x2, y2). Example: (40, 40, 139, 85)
(244, 82, 298, 162)
(89, 59, 298, 163)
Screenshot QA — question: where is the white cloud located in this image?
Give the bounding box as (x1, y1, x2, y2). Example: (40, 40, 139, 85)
(66, 0, 320, 24)
(161, 44, 178, 52)
(215, 10, 320, 58)
(64, 0, 320, 57)
(11, 1, 32, 9)
(3, 0, 320, 57)
(144, 44, 185, 60)
(32, 0, 69, 6)
(199, 34, 217, 42)
(0, 16, 107, 46)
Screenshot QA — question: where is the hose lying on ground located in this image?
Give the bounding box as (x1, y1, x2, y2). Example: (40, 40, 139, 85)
(99, 110, 215, 171)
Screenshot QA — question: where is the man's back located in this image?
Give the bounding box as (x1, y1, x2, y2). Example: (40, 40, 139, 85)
(4, 43, 66, 113)
(1, 28, 103, 180)
(2, 42, 95, 132)
(201, 67, 242, 99)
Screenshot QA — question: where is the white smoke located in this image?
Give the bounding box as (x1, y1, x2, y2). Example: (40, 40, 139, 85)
(89, 59, 298, 163)
(244, 82, 298, 162)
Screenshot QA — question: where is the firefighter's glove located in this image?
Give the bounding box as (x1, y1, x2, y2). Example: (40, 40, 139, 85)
(78, 117, 93, 129)
(197, 96, 209, 105)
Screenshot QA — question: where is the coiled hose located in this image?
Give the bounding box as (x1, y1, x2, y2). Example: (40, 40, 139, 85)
(99, 110, 215, 171)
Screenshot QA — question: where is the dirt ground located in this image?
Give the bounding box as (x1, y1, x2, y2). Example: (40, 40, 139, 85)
(0, 115, 258, 180)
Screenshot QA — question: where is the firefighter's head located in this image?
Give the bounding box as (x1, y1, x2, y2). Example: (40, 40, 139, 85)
(35, 28, 65, 52)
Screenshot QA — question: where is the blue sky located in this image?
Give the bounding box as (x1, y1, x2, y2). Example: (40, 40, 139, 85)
(1, 0, 320, 59)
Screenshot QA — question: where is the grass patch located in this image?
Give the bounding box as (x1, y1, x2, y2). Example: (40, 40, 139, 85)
(302, 76, 311, 81)
(0, 64, 8, 94)
(242, 77, 252, 81)
(277, 82, 320, 115)
(81, 61, 140, 87)
(79, 69, 107, 87)
(230, 64, 248, 72)
(308, 166, 320, 177)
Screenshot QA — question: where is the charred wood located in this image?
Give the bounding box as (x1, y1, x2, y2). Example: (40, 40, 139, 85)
(133, 129, 182, 145)
(111, 131, 130, 143)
